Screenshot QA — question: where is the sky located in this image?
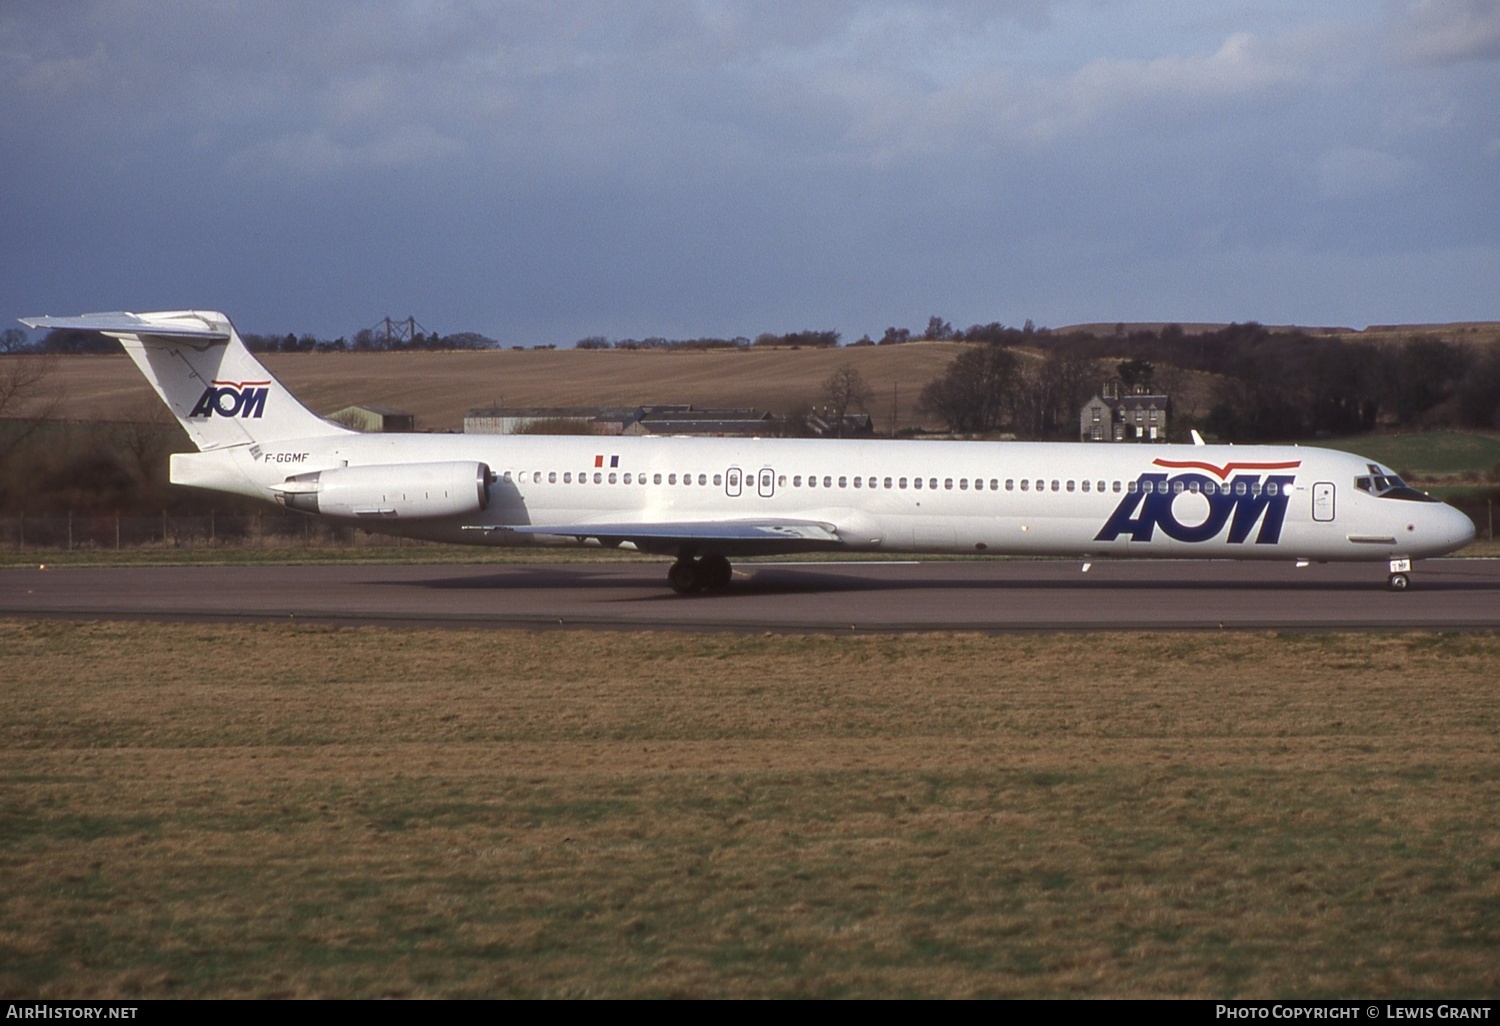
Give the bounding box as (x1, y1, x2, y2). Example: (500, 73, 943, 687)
(2, 1, 1498, 344)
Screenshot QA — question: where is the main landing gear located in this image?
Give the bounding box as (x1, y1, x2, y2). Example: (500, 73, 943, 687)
(1387, 557, 1412, 592)
(667, 554, 733, 594)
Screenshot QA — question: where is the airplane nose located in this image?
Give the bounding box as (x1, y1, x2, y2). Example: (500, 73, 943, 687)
(1446, 505, 1476, 550)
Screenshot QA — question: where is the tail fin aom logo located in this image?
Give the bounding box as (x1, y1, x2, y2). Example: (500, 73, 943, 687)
(189, 380, 270, 419)
(1094, 458, 1301, 545)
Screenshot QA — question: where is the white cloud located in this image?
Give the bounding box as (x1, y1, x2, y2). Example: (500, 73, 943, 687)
(827, 21, 1362, 162)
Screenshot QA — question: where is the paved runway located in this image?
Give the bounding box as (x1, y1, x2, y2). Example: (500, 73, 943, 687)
(3, 558, 1498, 631)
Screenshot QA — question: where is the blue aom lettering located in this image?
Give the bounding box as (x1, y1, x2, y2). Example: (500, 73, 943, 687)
(1094, 473, 1297, 545)
(188, 383, 268, 419)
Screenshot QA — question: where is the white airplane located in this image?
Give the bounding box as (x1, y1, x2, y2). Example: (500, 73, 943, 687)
(22, 309, 1476, 592)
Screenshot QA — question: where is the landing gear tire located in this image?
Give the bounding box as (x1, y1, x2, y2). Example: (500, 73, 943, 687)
(1387, 572, 1410, 592)
(668, 559, 701, 594)
(667, 555, 734, 594)
(699, 554, 733, 590)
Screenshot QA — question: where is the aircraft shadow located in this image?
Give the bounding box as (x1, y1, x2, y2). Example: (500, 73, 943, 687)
(389, 564, 1497, 600)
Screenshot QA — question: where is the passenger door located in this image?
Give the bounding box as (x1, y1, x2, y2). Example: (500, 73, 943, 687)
(1313, 482, 1336, 522)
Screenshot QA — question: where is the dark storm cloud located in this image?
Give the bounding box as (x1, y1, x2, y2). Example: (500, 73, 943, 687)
(2, 1, 1496, 341)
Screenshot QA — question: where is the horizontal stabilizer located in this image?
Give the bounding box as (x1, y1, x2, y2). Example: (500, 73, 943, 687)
(21, 311, 230, 341)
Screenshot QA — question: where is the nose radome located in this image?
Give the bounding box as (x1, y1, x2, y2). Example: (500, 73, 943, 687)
(1448, 506, 1476, 549)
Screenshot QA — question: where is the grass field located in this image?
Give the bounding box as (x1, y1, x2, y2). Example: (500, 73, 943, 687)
(3, 621, 1498, 998)
(1316, 432, 1500, 481)
(23, 344, 977, 434)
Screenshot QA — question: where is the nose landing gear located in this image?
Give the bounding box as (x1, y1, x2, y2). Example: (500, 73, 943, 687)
(1387, 557, 1412, 592)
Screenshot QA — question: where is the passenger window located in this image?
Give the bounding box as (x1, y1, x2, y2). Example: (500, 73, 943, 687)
(502, 471, 513, 482)
(1051, 480, 1060, 492)
(608, 473, 616, 484)
(1267, 482, 1279, 496)
(793, 475, 802, 487)
(653, 473, 662, 485)
(899, 478, 908, 489)
(668, 473, 677, 485)
(839, 476, 847, 488)
(1113, 481, 1121, 493)
(1081, 480, 1090, 492)
(973, 479, 982, 491)
(883, 477, 893, 489)
(944, 479, 953, 490)
(808, 476, 817, 488)
(563, 472, 572, 484)
(1066, 480, 1075, 492)
(1020, 480, 1029, 491)
(622, 473, 631, 484)
(914, 477, 923, 490)
(698, 474, 707, 486)
(1006, 480, 1015, 491)
(929, 479, 937, 490)
(823, 476, 831, 488)
(853, 477, 862, 488)
(778, 475, 786, 486)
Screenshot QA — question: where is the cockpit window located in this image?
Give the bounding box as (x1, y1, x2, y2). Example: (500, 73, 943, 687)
(1354, 474, 1439, 503)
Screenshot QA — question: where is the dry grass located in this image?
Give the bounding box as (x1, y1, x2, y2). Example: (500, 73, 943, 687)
(34, 345, 974, 434)
(2, 622, 1498, 998)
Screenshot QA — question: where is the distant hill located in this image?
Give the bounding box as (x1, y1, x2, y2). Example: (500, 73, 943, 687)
(29, 343, 974, 434)
(1057, 321, 1500, 343)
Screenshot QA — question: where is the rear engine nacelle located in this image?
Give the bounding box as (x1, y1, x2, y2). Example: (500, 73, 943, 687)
(273, 461, 492, 519)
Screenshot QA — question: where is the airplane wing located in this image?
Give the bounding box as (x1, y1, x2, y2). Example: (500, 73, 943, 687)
(472, 517, 844, 549)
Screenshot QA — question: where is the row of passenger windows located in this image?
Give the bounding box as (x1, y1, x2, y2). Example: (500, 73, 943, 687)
(503, 470, 1282, 497)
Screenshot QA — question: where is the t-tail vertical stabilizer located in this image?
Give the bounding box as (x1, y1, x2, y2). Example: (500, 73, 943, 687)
(20, 310, 352, 451)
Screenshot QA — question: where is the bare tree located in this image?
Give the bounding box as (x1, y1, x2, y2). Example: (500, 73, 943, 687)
(0, 353, 55, 419)
(920, 346, 1020, 433)
(116, 399, 181, 486)
(820, 362, 874, 437)
(0, 352, 60, 505)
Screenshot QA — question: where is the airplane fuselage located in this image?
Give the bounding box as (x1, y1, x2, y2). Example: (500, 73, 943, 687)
(172, 432, 1475, 564)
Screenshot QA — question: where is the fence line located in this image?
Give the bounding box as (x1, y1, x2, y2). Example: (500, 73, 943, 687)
(0, 513, 424, 550)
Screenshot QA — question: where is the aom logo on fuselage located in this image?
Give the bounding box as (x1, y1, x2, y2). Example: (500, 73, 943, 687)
(189, 379, 270, 419)
(1095, 458, 1301, 545)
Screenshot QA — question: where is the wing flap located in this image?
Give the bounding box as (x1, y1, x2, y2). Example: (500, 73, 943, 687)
(480, 518, 842, 544)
